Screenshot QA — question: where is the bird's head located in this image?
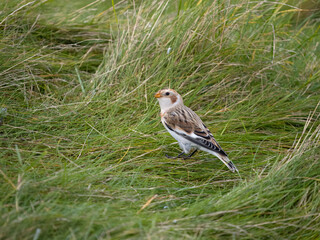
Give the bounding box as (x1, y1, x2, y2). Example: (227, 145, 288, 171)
(155, 89, 183, 112)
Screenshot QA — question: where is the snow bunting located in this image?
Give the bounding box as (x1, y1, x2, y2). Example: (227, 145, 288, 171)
(155, 89, 238, 173)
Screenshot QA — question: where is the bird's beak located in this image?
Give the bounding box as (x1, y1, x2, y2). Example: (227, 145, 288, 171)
(154, 92, 161, 98)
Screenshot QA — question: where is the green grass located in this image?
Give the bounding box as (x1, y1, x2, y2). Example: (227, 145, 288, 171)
(1, 0, 320, 239)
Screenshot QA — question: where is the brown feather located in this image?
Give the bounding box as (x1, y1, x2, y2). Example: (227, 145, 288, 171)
(170, 95, 177, 104)
(163, 105, 224, 154)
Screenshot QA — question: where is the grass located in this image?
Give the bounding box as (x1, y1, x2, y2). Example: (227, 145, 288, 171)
(1, 0, 320, 239)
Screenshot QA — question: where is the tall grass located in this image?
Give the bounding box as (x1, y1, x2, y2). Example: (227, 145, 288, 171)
(1, 0, 319, 239)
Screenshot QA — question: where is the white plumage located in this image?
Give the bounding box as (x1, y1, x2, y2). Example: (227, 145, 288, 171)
(155, 88, 238, 173)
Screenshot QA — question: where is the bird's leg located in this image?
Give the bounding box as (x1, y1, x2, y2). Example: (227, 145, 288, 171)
(186, 149, 198, 158)
(181, 149, 198, 159)
(165, 152, 185, 159)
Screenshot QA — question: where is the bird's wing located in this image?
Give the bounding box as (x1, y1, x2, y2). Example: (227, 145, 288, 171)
(163, 106, 227, 157)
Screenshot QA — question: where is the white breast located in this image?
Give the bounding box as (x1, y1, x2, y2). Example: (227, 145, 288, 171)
(161, 119, 195, 153)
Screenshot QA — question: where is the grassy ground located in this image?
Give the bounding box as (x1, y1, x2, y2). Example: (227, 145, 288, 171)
(1, 0, 320, 239)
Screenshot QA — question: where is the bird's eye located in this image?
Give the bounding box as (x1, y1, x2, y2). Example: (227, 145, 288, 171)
(165, 92, 170, 96)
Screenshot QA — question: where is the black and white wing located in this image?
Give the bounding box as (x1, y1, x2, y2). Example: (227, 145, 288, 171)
(163, 106, 238, 172)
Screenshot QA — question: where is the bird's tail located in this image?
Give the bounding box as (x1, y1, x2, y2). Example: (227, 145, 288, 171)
(217, 154, 238, 173)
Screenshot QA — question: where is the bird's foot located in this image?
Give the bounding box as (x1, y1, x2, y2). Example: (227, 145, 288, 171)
(165, 152, 185, 159)
(165, 154, 178, 159)
(165, 150, 198, 159)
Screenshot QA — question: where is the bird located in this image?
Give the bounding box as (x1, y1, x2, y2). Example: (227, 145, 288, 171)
(155, 88, 238, 173)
